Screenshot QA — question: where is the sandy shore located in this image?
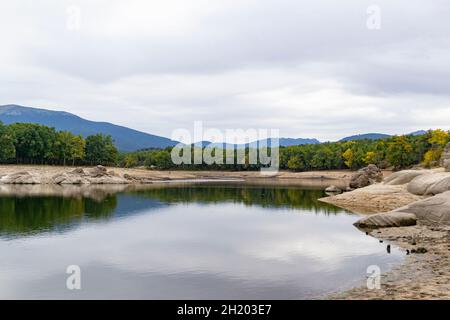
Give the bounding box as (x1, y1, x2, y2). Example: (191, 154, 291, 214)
(332, 224, 450, 299)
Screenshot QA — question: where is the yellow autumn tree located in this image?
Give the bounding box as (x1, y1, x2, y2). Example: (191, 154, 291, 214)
(363, 151, 377, 165)
(342, 148, 354, 169)
(423, 129, 449, 167)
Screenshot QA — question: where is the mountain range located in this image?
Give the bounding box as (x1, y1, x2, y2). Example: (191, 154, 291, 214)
(0, 104, 427, 151)
(0, 105, 178, 152)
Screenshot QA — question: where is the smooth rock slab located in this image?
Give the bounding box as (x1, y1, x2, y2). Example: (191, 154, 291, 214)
(393, 191, 450, 225)
(384, 170, 429, 185)
(407, 172, 450, 195)
(354, 211, 417, 229)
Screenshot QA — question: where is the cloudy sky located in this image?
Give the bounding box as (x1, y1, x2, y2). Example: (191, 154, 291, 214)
(1, 0, 449, 142)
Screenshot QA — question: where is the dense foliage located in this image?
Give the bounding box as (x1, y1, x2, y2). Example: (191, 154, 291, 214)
(1, 121, 448, 172)
(119, 130, 450, 171)
(0, 122, 118, 165)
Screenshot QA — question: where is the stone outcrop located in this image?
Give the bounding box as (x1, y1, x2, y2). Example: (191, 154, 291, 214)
(354, 211, 417, 229)
(319, 183, 422, 214)
(441, 142, 450, 171)
(88, 165, 108, 177)
(0, 171, 40, 184)
(383, 170, 428, 185)
(51, 165, 128, 184)
(392, 191, 450, 225)
(353, 188, 450, 228)
(406, 172, 450, 195)
(349, 164, 383, 189)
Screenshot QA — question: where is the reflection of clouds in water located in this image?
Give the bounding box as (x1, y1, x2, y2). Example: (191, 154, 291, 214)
(0, 202, 402, 299)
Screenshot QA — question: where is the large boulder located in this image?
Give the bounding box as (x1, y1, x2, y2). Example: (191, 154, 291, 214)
(89, 165, 108, 177)
(52, 173, 88, 184)
(441, 142, 450, 171)
(52, 166, 128, 184)
(354, 211, 417, 229)
(383, 170, 428, 185)
(349, 164, 383, 189)
(406, 172, 450, 195)
(393, 191, 450, 225)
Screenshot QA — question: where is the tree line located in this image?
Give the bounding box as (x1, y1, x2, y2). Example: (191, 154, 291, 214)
(119, 129, 450, 171)
(0, 122, 118, 165)
(1, 121, 448, 171)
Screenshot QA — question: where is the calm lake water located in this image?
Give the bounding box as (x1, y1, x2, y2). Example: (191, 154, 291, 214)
(0, 183, 403, 299)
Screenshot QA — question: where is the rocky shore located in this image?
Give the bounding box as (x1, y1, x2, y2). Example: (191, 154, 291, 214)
(321, 147, 450, 299)
(0, 165, 353, 187)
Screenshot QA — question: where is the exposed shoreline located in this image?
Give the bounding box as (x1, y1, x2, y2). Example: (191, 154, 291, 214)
(0, 165, 354, 188)
(321, 168, 450, 300)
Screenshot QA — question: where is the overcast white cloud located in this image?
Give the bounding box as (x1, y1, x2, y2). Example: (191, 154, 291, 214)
(1, 0, 449, 141)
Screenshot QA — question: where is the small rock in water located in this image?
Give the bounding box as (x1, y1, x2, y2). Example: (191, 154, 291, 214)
(415, 247, 428, 254)
(325, 185, 342, 194)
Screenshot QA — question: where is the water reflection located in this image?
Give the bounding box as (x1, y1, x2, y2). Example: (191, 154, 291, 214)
(0, 184, 342, 237)
(0, 183, 402, 299)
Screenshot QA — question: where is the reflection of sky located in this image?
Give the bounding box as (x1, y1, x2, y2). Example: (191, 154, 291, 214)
(0, 202, 403, 299)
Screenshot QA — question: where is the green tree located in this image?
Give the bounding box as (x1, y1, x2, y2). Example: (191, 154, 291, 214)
(70, 135, 86, 165)
(387, 136, 413, 170)
(0, 122, 15, 161)
(85, 134, 118, 165)
(287, 155, 305, 171)
(57, 131, 75, 166)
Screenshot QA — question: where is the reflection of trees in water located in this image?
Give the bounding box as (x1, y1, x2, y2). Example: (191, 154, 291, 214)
(0, 185, 346, 237)
(0, 196, 117, 236)
(130, 185, 344, 215)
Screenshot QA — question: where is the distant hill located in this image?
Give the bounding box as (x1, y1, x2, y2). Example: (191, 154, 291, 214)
(340, 130, 429, 142)
(409, 130, 427, 136)
(278, 138, 320, 146)
(194, 137, 320, 149)
(0, 105, 178, 152)
(340, 133, 391, 142)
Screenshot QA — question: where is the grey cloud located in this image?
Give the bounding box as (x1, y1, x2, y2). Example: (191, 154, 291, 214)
(0, 0, 449, 140)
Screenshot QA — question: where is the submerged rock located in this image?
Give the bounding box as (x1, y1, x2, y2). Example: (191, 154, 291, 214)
(354, 211, 417, 229)
(349, 164, 383, 189)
